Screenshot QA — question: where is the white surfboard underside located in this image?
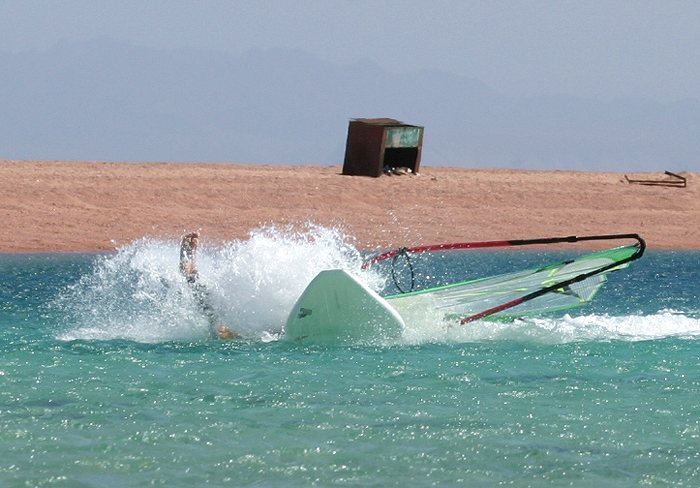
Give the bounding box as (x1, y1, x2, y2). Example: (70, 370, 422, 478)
(285, 269, 405, 343)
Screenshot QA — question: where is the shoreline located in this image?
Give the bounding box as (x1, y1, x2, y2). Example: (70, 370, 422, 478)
(3, 160, 698, 252)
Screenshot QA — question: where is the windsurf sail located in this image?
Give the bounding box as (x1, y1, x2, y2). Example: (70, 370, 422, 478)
(364, 234, 645, 324)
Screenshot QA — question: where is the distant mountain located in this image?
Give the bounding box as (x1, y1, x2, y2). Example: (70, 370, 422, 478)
(1, 38, 698, 171)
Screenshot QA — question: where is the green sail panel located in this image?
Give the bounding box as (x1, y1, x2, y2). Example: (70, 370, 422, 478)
(386, 245, 639, 323)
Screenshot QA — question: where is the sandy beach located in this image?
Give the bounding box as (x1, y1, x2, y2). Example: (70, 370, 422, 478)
(1, 160, 697, 252)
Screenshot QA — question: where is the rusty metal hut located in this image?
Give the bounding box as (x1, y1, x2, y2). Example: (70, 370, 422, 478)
(342, 118, 424, 177)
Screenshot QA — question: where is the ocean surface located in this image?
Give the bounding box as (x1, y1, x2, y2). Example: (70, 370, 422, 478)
(2, 227, 699, 487)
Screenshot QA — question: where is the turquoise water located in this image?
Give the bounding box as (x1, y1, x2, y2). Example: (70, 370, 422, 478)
(2, 228, 699, 486)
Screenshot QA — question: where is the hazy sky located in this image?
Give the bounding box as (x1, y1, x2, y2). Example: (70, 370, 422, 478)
(2, 0, 699, 103)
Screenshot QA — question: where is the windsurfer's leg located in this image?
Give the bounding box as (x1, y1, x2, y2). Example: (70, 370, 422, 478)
(180, 232, 200, 283)
(180, 231, 240, 340)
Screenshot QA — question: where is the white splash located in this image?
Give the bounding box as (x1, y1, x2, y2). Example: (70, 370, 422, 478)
(56, 224, 384, 342)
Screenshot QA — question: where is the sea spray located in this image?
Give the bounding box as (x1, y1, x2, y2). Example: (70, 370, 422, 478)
(197, 224, 385, 338)
(55, 239, 201, 342)
(55, 224, 385, 342)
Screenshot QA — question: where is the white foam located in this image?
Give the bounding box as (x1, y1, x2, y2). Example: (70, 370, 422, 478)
(400, 310, 700, 345)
